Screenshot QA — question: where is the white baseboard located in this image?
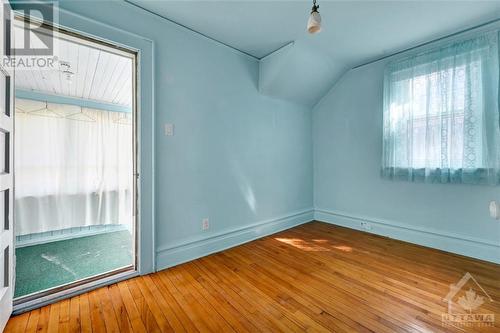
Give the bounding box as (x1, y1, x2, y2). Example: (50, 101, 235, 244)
(156, 209, 314, 271)
(315, 208, 500, 264)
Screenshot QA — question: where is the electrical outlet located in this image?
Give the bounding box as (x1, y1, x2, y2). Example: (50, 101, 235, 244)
(202, 218, 209, 231)
(360, 221, 372, 231)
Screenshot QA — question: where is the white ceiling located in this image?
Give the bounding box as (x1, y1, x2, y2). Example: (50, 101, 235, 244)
(15, 24, 133, 107)
(127, 0, 500, 106)
(129, 0, 500, 66)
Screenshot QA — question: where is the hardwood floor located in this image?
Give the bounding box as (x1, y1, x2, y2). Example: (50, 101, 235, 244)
(5, 221, 500, 332)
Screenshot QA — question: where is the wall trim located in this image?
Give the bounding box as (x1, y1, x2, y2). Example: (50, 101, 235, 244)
(156, 208, 314, 271)
(315, 208, 500, 264)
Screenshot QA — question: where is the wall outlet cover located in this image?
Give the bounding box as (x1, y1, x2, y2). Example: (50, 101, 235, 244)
(164, 123, 174, 136)
(360, 221, 372, 230)
(202, 218, 209, 230)
(489, 201, 499, 220)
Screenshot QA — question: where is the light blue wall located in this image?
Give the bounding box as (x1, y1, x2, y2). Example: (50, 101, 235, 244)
(56, 1, 314, 270)
(22, 0, 497, 269)
(313, 60, 500, 263)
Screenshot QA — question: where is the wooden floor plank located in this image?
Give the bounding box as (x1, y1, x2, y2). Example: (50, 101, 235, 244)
(96, 286, 121, 333)
(106, 284, 134, 333)
(155, 269, 215, 333)
(140, 275, 185, 332)
(190, 259, 290, 333)
(132, 277, 175, 333)
(46, 302, 60, 333)
(3, 311, 29, 333)
(126, 279, 162, 333)
(148, 273, 200, 332)
(24, 308, 40, 333)
(116, 281, 148, 333)
(196, 255, 306, 332)
(68, 296, 80, 333)
(35, 305, 50, 333)
(166, 267, 235, 332)
(88, 288, 107, 333)
(177, 264, 258, 332)
(6, 221, 500, 333)
(246, 235, 442, 332)
(58, 299, 70, 333)
(78, 293, 91, 333)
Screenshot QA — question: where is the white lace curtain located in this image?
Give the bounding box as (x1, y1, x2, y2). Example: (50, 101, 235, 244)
(382, 31, 500, 184)
(15, 100, 133, 235)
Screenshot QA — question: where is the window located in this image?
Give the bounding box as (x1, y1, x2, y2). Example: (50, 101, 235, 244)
(382, 31, 500, 185)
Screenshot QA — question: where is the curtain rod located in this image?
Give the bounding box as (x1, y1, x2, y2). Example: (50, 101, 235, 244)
(352, 16, 500, 70)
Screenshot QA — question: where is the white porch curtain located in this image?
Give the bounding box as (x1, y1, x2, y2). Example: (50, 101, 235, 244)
(15, 100, 133, 236)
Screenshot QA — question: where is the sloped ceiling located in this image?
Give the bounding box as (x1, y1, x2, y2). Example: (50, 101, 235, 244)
(128, 0, 500, 107)
(258, 40, 347, 107)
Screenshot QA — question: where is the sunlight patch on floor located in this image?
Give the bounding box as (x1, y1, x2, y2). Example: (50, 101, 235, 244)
(275, 237, 330, 251)
(275, 237, 353, 252)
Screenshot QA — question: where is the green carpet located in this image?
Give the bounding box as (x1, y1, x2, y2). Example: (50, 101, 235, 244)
(15, 230, 133, 298)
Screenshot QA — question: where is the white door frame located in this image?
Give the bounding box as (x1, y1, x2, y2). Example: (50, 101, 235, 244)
(0, 1, 14, 330)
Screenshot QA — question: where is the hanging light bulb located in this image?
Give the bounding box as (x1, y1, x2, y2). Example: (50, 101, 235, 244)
(307, 0, 322, 34)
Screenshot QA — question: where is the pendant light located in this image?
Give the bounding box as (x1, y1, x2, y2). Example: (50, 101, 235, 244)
(307, 0, 322, 34)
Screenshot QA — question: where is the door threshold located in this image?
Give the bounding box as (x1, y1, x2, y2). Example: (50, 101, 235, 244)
(13, 266, 138, 314)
